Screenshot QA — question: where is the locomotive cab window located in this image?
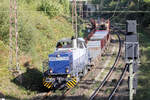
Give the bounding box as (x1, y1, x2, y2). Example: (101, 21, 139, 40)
(56, 41, 73, 48)
(96, 24, 106, 30)
(83, 42, 87, 48)
(78, 41, 84, 48)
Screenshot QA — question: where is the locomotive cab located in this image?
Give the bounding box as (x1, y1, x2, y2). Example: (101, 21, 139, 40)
(43, 37, 89, 89)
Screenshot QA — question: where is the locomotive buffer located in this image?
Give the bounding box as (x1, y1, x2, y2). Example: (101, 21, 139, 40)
(125, 20, 139, 100)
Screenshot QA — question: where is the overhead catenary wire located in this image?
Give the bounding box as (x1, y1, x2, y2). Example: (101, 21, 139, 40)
(99, 0, 104, 16)
(1, 10, 150, 13)
(108, 0, 120, 20)
(110, 0, 130, 22)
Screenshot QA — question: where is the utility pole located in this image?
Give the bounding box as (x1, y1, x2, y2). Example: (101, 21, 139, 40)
(9, 0, 20, 71)
(74, 0, 78, 39)
(9, 0, 13, 70)
(125, 20, 139, 100)
(72, 0, 75, 30)
(79, 1, 83, 18)
(72, 0, 78, 39)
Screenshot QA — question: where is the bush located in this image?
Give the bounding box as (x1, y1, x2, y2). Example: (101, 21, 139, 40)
(59, 0, 70, 14)
(38, 0, 64, 18)
(17, 14, 37, 52)
(0, 4, 9, 43)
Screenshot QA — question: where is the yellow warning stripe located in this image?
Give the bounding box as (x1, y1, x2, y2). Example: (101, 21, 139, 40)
(67, 85, 70, 88)
(66, 84, 70, 88)
(48, 83, 53, 88)
(71, 81, 76, 85)
(47, 82, 52, 87)
(44, 82, 48, 86)
(68, 81, 74, 88)
(46, 83, 50, 87)
(66, 83, 70, 88)
(43, 81, 46, 85)
(73, 78, 77, 83)
(67, 82, 72, 88)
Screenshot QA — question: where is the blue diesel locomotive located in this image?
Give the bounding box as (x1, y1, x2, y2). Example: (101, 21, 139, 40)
(42, 18, 110, 89)
(42, 37, 90, 89)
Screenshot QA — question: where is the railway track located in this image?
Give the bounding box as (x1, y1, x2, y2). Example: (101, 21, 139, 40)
(57, 60, 99, 100)
(89, 33, 122, 100)
(108, 64, 129, 100)
(41, 91, 52, 100)
(43, 67, 94, 100)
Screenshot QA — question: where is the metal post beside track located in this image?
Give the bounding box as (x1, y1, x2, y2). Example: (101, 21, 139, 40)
(9, 0, 20, 71)
(125, 20, 139, 100)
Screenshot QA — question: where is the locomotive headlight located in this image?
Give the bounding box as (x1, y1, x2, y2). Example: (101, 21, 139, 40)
(56, 54, 60, 58)
(67, 74, 71, 78)
(49, 68, 53, 73)
(66, 68, 69, 73)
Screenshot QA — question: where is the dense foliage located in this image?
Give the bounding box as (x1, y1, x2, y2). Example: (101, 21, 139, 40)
(91, 0, 150, 26)
(38, 0, 64, 18)
(0, 0, 73, 66)
(0, 0, 150, 99)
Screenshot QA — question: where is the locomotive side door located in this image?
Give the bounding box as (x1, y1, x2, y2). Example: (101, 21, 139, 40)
(78, 41, 88, 70)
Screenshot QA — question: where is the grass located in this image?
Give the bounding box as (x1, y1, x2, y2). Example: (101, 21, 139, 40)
(0, 41, 36, 100)
(0, 0, 74, 99)
(134, 28, 150, 100)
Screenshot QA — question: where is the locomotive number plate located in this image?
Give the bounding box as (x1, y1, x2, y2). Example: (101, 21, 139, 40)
(49, 57, 69, 61)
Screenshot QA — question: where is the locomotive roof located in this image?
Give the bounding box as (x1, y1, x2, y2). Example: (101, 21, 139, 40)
(95, 30, 108, 34)
(58, 37, 85, 42)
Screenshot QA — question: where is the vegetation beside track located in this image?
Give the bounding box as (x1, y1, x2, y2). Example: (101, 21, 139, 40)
(135, 28, 150, 100)
(0, 0, 73, 99)
(0, 0, 150, 99)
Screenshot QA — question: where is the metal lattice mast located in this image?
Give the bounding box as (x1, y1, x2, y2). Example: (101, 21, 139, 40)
(72, 0, 78, 39)
(14, 0, 19, 70)
(74, 0, 78, 39)
(79, 1, 83, 18)
(72, 0, 75, 30)
(9, 0, 20, 71)
(9, 0, 13, 70)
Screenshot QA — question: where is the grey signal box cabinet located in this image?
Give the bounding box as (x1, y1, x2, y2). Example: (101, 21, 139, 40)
(126, 20, 137, 34)
(125, 20, 139, 60)
(125, 34, 138, 59)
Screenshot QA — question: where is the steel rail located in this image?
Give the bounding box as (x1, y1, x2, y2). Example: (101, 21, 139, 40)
(41, 91, 53, 100)
(108, 64, 129, 100)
